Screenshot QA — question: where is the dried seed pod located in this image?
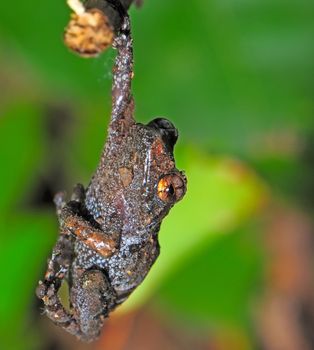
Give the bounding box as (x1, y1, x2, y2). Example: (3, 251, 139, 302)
(64, 0, 133, 57)
(64, 8, 114, 57)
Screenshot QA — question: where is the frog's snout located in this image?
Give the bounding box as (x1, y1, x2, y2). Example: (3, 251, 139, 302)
(147, 117, 178, 152)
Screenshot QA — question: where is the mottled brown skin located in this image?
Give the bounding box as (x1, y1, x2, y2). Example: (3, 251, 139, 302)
(36, 10, 187, 342)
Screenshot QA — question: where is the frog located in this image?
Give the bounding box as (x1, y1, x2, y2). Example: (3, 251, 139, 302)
(36, 9, 187, 342)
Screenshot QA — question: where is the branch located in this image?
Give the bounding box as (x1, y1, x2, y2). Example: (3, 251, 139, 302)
(64, 1, 136, 147)
(64, 0, 137, 57)
(108, 15, 135, 143)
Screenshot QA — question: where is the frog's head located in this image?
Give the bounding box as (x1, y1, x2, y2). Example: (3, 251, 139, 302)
(120, 117, 187, 235)
(147, 117, 186, 203)
(85, 115, 187, 238)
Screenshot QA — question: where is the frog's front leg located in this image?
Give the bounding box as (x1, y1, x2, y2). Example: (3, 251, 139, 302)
(70, 269, 117, 341)
(57, 184, 120, 258)
(60, 206, 120, 258)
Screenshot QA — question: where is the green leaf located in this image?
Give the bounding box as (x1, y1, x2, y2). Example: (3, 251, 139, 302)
(0, 103, 44, 212)
(132, 0, 314, 152)
(0, 0, 112, 98)
(157, 226, 262, 327)
(0, 212, 56, 348)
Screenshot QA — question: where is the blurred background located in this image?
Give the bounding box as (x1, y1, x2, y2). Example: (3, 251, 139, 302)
(1, 0, 314, 349)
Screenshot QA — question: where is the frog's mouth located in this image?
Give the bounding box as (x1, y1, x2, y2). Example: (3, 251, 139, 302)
(147, 118, 178, 153)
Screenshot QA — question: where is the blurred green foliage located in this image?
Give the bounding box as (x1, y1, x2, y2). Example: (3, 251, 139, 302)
(0, 0, 313, 349)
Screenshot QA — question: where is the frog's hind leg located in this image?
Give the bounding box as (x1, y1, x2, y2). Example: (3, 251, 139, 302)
(36, 277, 83, 338)
(36, 241, 116, 341)
(70, 269, 117, 341)
(36, 233, 82, 338)
(36, 184, 87, 338)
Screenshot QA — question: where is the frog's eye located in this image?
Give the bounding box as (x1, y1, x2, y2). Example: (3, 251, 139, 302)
(157, 173, 186, 203)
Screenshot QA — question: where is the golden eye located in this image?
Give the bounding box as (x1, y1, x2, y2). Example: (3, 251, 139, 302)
(157, 173, 186, 203)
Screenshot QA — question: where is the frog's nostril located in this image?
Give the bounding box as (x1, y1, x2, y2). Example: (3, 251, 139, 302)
(148, 118, 178, 152)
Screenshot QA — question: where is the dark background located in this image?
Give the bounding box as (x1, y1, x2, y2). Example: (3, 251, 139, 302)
(1, 0, 314, 349)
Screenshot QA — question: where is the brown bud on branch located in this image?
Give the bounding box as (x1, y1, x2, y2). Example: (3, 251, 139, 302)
(64, 0, 135, 57)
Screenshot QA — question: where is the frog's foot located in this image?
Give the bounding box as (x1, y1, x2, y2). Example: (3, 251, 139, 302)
(37, 269, 117, 342)
(54, 191, 67, 219)
(54, 183, 86, 221)
(70, 183, 86, 203)
(36, 279, 89, 341)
